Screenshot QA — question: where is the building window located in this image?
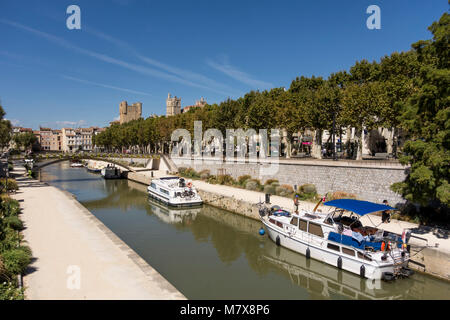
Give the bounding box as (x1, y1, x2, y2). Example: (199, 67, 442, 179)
(309, 222, 324, 237)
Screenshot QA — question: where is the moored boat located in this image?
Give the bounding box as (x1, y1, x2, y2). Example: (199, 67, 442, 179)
(260, 199, 413, 281)
(70, 162, 84, 168)
(147, 177, 203, 207)
(101, 165, 122, 179)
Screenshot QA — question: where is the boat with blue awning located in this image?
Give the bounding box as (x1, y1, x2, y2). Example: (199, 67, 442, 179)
(259, 198, 413, 281)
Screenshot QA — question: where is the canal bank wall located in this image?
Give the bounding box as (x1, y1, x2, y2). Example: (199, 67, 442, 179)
(125, 169, 450, 282)
(11, 165, 185, 299)
(172, 157, 407, 206)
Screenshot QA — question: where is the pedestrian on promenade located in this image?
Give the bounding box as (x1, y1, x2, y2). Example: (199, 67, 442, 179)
(294, 195, 299, 214)
(382, 199, 391, 223)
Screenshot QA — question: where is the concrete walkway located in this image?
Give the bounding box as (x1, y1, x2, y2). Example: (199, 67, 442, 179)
(10, 165, 185, 300)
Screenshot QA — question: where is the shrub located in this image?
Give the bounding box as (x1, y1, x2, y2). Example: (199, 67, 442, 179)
(217, 174, 234, 185)
(237, 175, 252, 186)
(1, 247, 32, 276)
(0, 179, 18, 193)
(264, 185, 276, 195)
(4, 216, 23, 230)
(276, 184, 294, 197)
(245, 179, 261, 191)
(8, 164, 13, 171)
(264, 179, 279, 185)
(207, 175, 218, 184)
(0, 282, 24, 300)
(199, 170, 210, 180)
(327, 191, 357, 200)
(1, 198, 20, 217)
(300, 184, 317, 195)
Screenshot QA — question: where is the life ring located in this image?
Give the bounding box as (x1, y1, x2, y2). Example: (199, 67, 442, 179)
(187, 182, 193, 188)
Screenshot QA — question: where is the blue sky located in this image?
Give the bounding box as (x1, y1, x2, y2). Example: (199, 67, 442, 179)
(0, 0, 448, 129)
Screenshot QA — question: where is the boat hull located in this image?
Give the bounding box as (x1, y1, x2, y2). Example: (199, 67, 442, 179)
(262, 219, 407, 280)
(148, 188, 203, 207)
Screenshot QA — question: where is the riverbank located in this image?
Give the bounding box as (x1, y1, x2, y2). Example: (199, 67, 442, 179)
(10, 164, 185, 299)
(127, 169, 450, 282)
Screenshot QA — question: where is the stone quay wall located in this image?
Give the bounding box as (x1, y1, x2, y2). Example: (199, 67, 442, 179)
(175, 157, 408, 206)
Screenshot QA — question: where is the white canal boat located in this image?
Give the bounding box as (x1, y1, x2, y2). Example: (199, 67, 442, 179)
(147, 177, 203, 207)
(260, 199, 413, 281)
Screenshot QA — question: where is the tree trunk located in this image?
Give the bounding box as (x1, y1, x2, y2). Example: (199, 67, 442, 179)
(355, 128, 363, 161)
(311, 129, 323, 159)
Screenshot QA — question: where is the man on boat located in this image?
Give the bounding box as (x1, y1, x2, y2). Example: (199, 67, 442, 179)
(382, 200, 391, 223)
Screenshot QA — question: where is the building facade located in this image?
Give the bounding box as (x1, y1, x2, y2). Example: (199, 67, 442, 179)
(166, 93, 181, 116)
(182, 97, 207, 113)
(119, 101, 142, 124)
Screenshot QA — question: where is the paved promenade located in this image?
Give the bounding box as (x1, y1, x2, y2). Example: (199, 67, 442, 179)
(11, 165, 185, 300)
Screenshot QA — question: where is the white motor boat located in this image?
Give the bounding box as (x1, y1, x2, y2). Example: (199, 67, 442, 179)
(70, 162, 84, 168)
(147, 177, 203, 207)
(260, 199, 413, 281)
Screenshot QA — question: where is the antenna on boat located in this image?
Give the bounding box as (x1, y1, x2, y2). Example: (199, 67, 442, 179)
(313, 195, 327, 213)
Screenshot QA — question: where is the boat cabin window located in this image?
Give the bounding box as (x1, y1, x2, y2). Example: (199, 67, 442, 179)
(150, 183, 156, 189)
(269, 218, 275, 224)
(342, 247, 355, 256)
(160, 188, 170, 195)
(290, 217, 298, 227)
(276, 221, 283, 228)
(299, 219, 308, 232)
(309, 222, 324, 238)
(327, 243, 340, 252)
(357, 252, 372, 262)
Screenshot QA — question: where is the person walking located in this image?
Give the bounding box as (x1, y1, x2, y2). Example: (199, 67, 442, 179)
(382, 199, 391, 223)
(294, 195, 299, 214)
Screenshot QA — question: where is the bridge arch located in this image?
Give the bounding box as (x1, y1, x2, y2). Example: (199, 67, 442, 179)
(34, 156, 136, 172)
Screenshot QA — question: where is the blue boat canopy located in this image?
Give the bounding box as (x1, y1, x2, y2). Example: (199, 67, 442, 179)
(323, 199, 396, 216)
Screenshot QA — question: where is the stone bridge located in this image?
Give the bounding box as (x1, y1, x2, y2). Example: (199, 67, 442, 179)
(33, 156, 136, 172)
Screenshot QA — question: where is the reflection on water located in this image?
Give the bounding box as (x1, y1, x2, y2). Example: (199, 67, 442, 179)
(39, 162, 450, 300)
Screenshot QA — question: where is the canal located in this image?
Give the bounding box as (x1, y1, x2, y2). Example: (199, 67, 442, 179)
(39, 162, 450, 299)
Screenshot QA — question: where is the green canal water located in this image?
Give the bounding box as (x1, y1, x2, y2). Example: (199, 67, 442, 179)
(39, 162, 450, 299)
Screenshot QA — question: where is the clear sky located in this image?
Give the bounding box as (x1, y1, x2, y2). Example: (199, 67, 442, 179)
(0, 0, 448, 129)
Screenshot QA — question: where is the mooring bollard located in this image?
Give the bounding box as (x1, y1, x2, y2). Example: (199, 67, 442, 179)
(265, 193, 270, 204)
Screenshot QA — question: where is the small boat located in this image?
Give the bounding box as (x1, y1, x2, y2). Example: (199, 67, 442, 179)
(86, 166, 102, 173)
(259, 199, 413, 281)
(70, 162, 84, 168)
(147, 177, 203, 207)
(101, 165, 122, 179)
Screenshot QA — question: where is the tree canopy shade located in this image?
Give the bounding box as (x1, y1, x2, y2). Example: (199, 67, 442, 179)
(11, 132, 37, 151)
(0, 104, 12, 148)
(391, 11, 450, 207)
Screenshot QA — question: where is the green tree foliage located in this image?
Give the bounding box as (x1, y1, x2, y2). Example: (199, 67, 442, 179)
(0, 104, 12, 148)
(93, 7, 448, 209)
(391, 12, 450, 207)
(12, 132, 37, 151)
